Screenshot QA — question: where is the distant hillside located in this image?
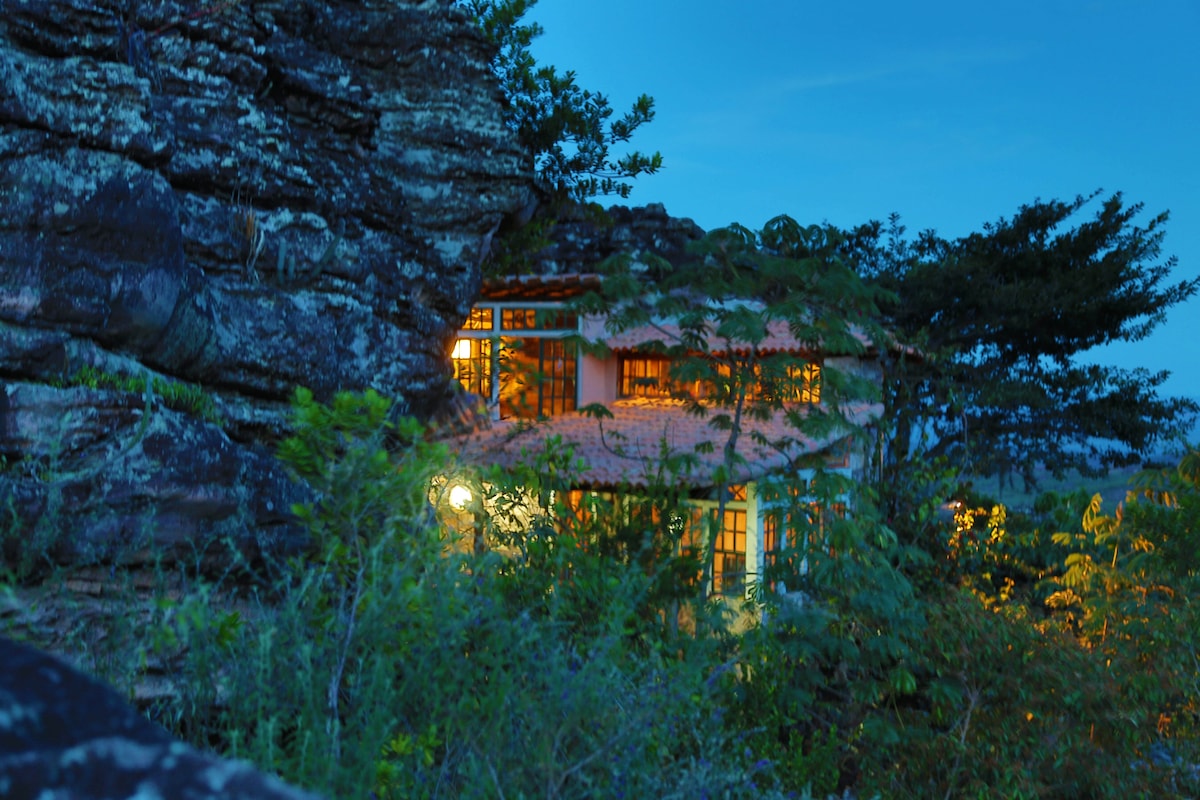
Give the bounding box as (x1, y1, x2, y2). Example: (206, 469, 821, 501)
(970, 412, 1199, 511)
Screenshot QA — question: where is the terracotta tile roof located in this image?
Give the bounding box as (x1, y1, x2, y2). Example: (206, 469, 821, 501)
(596, 318, 879, 357)
(481, 273, 604, 301)
(449, 398, 882, 490)
(478, 277, 919, 358)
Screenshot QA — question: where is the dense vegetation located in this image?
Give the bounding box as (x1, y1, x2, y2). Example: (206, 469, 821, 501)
(2, 3, 1197, 799)
(6, 217, 1197, 799)
(24, 376, 1198, 799)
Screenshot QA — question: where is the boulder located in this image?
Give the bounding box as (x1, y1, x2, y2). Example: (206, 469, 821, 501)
(0, 634, 325, 800)
(515, 201, 705, 277)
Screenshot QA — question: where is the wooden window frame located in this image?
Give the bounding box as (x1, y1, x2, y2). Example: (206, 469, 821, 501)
(454, 301, 580, 420)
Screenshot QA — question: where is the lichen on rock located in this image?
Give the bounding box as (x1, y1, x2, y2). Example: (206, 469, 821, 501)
(0, 0, 533, 571)
(0, 634, 326, 800)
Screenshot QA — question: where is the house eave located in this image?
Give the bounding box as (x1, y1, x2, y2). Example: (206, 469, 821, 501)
(446, 399, 882, 491)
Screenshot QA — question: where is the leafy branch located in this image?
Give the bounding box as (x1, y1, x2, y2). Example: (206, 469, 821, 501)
(457, 0, 662, 202)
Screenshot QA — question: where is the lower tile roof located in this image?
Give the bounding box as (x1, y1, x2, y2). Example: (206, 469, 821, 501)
(448, 398, 883, 490)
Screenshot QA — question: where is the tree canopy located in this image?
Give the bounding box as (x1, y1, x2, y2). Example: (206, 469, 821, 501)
(844, 191, 1199, 493)
(457, 0, 662, 202)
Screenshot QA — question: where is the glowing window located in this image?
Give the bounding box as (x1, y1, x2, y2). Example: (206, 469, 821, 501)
(619, 357, 672, 397)
(680, 486, 749, 597)
(462, 307, 493, 331)
(711, 506, 747, 596)
(501, 308, 577, 331)
(498, 337, 577, 419)
(452, 338, 492, 398)
(622, 358, 822, 404)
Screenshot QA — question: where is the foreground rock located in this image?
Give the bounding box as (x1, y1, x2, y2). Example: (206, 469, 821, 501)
(0, 634, 324, 800)
(0, 0, 532, 567)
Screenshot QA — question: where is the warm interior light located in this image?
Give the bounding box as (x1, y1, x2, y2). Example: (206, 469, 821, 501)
(451, 338, 472, 360)
(448, 484, 473, 509)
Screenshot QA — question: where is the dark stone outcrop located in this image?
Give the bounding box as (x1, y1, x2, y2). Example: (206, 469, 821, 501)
(0, 0, 533, 568)
(0, 634, 325, 799)
(0, 0, 706, 592)
(524, 201, 705, 276)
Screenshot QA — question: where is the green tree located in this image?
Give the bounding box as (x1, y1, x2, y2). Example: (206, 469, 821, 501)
(1038, 454, 1200, 790)
(582, 218, 895, 597)
(845, 192, 1199, 497)
(457, 0, 662, 201)
(574, 218, 925, 792)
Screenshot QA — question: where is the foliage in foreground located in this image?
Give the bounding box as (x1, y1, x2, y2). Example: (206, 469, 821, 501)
(457, 0, 662, 203)
(3, 388, 1197, 799)
(145, 388, 792, 799)
(877, 451, 1200, 799)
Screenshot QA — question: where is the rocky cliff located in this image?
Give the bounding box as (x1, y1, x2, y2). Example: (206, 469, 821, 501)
(0, 4, 708, 796)
(0, 0, 533, 573)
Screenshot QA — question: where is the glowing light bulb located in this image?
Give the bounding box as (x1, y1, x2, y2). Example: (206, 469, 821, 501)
(448, 484, 473, 509)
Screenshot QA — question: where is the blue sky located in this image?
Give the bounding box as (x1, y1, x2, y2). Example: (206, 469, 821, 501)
(527, 1, 1200, 401)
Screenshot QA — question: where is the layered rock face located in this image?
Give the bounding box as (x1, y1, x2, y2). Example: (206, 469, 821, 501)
(0, 634, 327, 800)
(0, 0, 533, 569)
(0, 6, 705, 797)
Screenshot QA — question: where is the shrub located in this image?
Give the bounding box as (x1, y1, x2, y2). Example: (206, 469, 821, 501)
(860, 590, 1151, 799)
(145, 389, 789, 799)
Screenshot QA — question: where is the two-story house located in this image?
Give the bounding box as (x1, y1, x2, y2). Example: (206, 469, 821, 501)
(445, 273, 886, 598)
